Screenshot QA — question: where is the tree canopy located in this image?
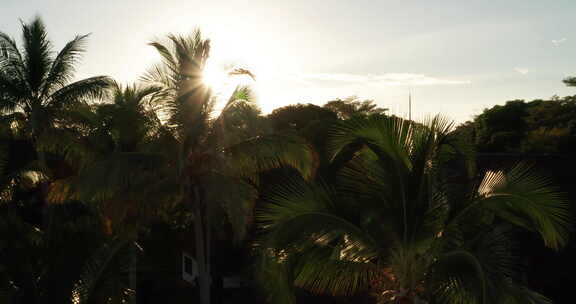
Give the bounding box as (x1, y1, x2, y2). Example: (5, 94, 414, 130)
(453, 95, 576, 153)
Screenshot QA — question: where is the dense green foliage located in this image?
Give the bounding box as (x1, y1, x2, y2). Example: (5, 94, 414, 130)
(1, 16, 574, 304)
(257, 115, 569, 304)
(453, 96, 576, 153)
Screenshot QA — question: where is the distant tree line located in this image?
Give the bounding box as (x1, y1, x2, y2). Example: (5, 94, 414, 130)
(453, 95, 576, 154)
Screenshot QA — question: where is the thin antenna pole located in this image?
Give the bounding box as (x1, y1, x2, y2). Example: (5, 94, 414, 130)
(408, 90, 412, 121)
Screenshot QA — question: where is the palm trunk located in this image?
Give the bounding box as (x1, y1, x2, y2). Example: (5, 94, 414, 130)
(192, 186, 211, 304)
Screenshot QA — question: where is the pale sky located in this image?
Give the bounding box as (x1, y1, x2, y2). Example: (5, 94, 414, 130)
(2, 0, 576, 122)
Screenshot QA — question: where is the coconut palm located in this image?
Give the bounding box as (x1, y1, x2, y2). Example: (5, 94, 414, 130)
(143, 30, 316, 304)
(0, 24, 114, 298)
(45, 81, 170, 214)
(45, 81, 174, 303)
(257, 115, 570, 304)
(0, 16, 111, 234)
(0, 16, 112, 172)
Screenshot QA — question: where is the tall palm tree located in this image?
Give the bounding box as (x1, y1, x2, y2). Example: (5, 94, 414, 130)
(0, 18, 118, 303)
(143, 30, 316, 304)
(257, 115, 570, 304)
(0, 16, 112, 171)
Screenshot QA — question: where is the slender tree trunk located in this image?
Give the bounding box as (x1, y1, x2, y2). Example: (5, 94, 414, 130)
(129, 239, 138, 303)
(192, 186, 211, 304)
(206, 195, 212, 283)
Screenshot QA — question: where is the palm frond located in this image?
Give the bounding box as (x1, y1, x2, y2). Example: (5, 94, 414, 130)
(258, 176, 378, 257)
(292, 246, 378, 297)
(36, 127, 99, 170)
(202, 174, 258, 241)
(50, 76, 113, 108)
(147, 41, 178, 77)
(328, 115, 413, 174)
(257, 177, 382, 301)
(0, 46, 26, 102)
(167, 30, 210, 73)
(210, 86, 263, 148)
(256, 251, 298, 304)
(72, 238, 132, 304)
(0, 90, 19, 114)
(49, 152, 166, 204)
(228, 67, 256, 80)
(21, 16, 53, 93)
(470, 164, 570, 249)
(43, 34, 90, 95)
(499, 281, 553, 304)
(225, 132, 317, 181)
(128, 83, 163, 108)
(0, 44, 27, 105)
(220, 85, 256, 113)
(0, 31, 24, 67)
(430, 249, 487, 304)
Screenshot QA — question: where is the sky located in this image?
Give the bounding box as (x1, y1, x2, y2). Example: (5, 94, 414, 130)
(2, 0, 576, 123)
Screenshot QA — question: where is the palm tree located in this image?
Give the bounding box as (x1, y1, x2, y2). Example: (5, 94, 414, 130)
(0, 18, 117, 302)
(0, 16, 112, 172)
(46, 81, 173, 303)
(143, 30, 316, 304)
(257, 115, 570, 304)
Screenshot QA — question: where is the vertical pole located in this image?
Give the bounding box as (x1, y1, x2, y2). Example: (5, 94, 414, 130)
(408, 90, 412, 121)
(193, 186, 211, 304)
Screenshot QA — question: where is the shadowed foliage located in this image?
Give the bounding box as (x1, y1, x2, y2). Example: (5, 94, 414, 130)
(257, 115, 570, 304)
(1, 15, 574, 304)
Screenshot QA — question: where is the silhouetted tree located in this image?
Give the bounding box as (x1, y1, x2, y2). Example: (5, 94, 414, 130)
(563, 76, 576, 87)
(0, 16, 112, 169)
(143, 30, 316, 304)
(324, 96, 387, 119)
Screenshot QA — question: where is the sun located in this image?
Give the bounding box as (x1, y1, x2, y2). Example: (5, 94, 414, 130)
(202, 61, 229, 92)
(202, 58, 259, 99)
(201, 58, 260, 115)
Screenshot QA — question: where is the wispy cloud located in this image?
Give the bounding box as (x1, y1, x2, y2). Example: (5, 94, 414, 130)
(298, 73, 471, 86)
(514, 67, 529, 75)
(552, 38, 567, 46)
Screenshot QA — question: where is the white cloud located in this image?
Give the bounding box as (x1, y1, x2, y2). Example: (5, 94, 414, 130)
(298, 73, 471, 86)
(552, 38, 567, 46)
(514, 67, 529, 75)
